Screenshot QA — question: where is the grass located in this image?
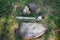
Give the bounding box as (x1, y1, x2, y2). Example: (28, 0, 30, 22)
(0, 0, 60, 40)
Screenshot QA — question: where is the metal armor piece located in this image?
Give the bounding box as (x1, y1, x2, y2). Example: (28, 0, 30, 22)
(18, 22, 47, 39)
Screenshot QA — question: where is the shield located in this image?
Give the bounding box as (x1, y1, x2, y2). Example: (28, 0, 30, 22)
(18, 22, 47, 39)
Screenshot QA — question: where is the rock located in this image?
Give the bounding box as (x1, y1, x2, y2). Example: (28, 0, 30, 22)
(18, 22, 47, 39)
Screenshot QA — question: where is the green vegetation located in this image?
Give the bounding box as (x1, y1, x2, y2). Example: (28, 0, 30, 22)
(0, 0, 60, 40)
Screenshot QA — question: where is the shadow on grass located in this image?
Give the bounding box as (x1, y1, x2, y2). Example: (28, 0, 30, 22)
(44, 29, 50, 40)
(14, 32, 24, 40)
(14, 23, 24, 40)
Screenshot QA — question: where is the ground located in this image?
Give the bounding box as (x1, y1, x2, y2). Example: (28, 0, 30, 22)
(0, 0, 60, 40)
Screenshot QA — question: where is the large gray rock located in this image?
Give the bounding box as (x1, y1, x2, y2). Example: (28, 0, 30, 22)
(18, 22, 47, 39)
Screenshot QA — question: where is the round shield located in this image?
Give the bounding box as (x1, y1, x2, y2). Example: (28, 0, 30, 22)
(18, 22, 47, 39)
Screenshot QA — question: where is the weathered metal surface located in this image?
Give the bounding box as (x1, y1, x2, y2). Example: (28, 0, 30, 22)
(28, 3, 37, 13)
(23, 3, 37, 14)
(16, 16, 42, 21)
(23, 6, 30, 14)
(18, 22, 47, 39)
(16, 16, 35, 20)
